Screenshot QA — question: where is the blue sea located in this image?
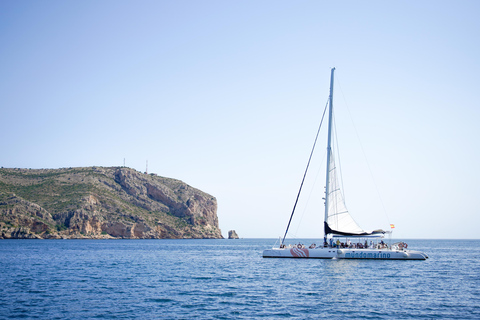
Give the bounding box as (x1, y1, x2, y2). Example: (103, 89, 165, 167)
(0, 239, 478, 319)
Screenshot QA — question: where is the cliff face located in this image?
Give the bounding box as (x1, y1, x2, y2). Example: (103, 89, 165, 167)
(0, 167, 222, 239)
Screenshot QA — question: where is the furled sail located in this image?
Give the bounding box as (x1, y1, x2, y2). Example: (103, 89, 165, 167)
(324, 151, 384, 236)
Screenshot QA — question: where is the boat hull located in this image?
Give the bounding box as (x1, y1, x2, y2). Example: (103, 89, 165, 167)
(263, 247, 428, 260)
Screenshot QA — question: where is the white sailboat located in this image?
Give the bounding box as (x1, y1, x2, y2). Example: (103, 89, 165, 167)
(263, 68, 428, 260)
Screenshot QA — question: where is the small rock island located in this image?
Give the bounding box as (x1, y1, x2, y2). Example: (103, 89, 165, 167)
(228, 230, 239, 239)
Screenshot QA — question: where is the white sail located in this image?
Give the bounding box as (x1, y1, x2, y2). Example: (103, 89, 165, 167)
(325, 151, 366, 235)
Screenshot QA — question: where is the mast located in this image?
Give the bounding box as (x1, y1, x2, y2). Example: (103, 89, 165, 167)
(324, 67, 335, 236)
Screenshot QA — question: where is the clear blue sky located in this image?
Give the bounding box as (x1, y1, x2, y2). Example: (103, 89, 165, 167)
(1, 1, 479, 239)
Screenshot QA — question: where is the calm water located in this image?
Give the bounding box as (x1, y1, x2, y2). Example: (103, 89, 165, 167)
(0, 239, 478, 319)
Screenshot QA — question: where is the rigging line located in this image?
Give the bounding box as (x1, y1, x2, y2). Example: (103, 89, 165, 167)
(293, 149, 327, 238)
(336, 74, 391, 225)
(330, 114, 344, 230)
(332, 108, 347, 203)
(332, 111, 363, 233)
(330, 113, 341, 229)
(281, 98, 329, 246)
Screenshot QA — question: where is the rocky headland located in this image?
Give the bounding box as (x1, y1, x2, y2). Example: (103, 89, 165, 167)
(0, 167, 222, 239)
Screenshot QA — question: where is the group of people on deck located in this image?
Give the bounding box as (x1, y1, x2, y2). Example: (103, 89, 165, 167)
(282, 239, 405, 250)
(327, 238, 389, 249)
(287, 239, 390, 249)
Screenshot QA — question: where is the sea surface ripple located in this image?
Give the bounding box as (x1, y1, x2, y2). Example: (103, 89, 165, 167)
(0, 239, 478, 319)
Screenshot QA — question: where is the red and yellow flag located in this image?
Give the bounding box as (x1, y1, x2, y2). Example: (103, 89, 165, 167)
(390, 224, 395, 229)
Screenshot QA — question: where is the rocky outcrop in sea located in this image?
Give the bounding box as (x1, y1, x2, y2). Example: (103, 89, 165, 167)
(228, 230, 239, 239)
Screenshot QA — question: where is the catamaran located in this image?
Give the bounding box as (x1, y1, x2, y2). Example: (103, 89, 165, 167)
(263, 68, 428, 260)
